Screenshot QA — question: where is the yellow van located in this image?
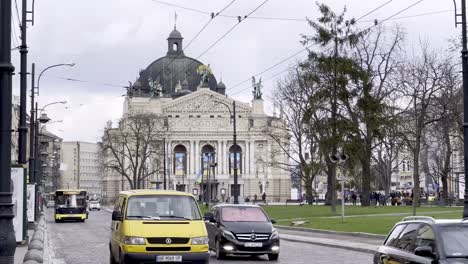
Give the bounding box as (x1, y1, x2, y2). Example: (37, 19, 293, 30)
(109, 190, 210, 264)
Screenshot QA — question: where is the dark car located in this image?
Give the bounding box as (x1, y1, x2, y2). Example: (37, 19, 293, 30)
(204, 204, 280, 261)
(374, 216, 468, 264)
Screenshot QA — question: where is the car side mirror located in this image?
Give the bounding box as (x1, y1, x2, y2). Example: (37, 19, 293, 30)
(270, 219, 277, 224)
(112, 211, 122, 221)
(414, 246, 436, 259)
(204, 212, 215, 223)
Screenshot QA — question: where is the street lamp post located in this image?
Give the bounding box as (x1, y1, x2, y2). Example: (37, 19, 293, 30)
(212, 97, 239, 204)
(0, 1, 17, 261)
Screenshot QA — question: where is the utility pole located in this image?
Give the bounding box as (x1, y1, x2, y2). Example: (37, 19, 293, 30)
(232, 101, 239, 204)
(163, 137, 166, 190)
(456, 0, 468, 218)
(29, 63, 35, 183)
(18, 0, 29, 165)
(0, 1, 17, 262)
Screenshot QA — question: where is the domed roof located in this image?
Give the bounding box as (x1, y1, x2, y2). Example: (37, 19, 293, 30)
(169, 28, 182, 39)
(129, 28, 220, 98)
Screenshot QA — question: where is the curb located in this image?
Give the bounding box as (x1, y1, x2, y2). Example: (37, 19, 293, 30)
(280, 236, 377, 255)
(275, 225, 386, 240)
(23, 214, 46, 264)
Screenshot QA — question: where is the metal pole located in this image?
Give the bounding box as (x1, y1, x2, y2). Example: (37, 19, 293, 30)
(341, 178, 345, 223)
(29, 63, 35, 183)
(0, 0, 17, 261)
(34, 103, 39, 221)
(207, 154, 211, 208)
(233, 101, 239, 204)
(462, 0, 468, 218)
(163, 137, 166, 190)
(17, 0, 28, 165)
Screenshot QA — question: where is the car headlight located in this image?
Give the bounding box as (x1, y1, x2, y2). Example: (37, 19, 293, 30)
(191, 236, 209, 245)
(270, 230, 279, 240)
(124, 236, 146, 245)
(222, 230, 236, 240)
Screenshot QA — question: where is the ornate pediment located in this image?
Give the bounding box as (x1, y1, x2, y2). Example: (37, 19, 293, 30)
(162, 89, 251, 114)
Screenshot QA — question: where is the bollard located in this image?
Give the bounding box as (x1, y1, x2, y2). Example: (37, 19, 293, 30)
(23, 249, 43, 263)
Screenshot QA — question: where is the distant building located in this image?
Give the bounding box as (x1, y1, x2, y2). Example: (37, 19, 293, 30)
(38, 128, 62, 193)
(101, 27, 291, 204)
(60, 142, 102, 196)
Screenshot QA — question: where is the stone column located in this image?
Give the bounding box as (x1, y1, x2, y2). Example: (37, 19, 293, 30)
(224, 141, 228, 176)
(246, 141, 250, 176)
(195, 141, 199, 175)
(250, 140, 255, 177)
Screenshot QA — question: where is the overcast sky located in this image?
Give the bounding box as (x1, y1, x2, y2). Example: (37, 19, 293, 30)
(10, 0, 459, 143)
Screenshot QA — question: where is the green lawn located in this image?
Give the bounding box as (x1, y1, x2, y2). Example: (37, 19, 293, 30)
(261, 205, 461, 221)
(199, 204, 463, 235)
(276, 212, 463, 235)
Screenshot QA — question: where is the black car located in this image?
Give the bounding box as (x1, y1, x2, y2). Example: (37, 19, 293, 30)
(204, 204, 280, 261)
(374, 216, 468, 264)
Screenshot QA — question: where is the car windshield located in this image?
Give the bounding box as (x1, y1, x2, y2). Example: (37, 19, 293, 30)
(126, 195, 201, 220)
(440, 225, 468, 257)
(221, 207, 269, 222)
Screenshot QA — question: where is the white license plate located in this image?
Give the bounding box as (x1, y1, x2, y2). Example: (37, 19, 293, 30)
(156, 255, 182, 262)
(244, 242, 263, 247)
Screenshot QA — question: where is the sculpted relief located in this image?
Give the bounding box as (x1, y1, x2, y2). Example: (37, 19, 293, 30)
(163, 92, 251, 114)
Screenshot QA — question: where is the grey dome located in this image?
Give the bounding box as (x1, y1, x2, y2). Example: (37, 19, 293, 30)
(217, 81, 226, 89)
(129, 28, 220, 98)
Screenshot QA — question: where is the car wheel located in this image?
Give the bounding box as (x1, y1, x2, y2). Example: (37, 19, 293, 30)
(268, 253, 279, 261)
(55, 219, 60, 223)
(109, 248, 117, 264)
(215, 240, 226, 260)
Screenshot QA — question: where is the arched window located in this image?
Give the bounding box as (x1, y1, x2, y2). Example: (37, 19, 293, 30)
(173, 145, 187, 176)
(229, 145, 242, 175)
(201, 145, 215, 176)
(173, 43, 178, 51)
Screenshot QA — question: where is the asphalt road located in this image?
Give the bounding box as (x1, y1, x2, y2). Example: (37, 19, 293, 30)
(45, 209, 373, 264)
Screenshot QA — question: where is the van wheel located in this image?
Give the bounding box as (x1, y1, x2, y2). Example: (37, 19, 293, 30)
(215, 240, 226, 260)
(109, 250, 117, 264)
(268, 253, 279, 261)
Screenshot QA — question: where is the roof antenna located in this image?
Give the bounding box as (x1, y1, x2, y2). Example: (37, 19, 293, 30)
(174, 12, 178, 29)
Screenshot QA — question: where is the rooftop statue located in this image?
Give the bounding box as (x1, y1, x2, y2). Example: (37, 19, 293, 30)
(197, 64, 212, 87)
(252, 76, 263, 100)
(148, 77, 163, 97)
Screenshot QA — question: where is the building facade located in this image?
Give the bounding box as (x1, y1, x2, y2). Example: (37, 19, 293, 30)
(60, 141, 102, 196)
(101, 28, 291, 204)
(38, 128, 62, 194)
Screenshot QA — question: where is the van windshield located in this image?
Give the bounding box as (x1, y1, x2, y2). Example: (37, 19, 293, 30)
(126, 195, 201, 220)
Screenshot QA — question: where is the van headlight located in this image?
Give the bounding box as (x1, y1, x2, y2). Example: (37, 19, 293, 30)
(124, 236, 146, 245)
(270, 230, 279, 240)
(191, 236, 209, 245)
(222, 230, 236, 240)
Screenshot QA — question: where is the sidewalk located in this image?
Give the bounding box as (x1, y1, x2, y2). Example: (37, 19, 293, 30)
(276, 226, 385, 254)
(14, 229, 34, 264)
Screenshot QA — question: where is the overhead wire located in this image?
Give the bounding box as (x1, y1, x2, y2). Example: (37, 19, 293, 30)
(227, 0, 393, 94)
(150, 0, 237, 86)
(228, 0, 426, 96)
(173, 0, 270, 79)
(10, 13, 21, 50)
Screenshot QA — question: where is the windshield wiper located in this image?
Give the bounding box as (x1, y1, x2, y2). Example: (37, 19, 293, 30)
(158, 215, 192, 220)
(447, 255, 468, 259)
(127, 215, 161, 220)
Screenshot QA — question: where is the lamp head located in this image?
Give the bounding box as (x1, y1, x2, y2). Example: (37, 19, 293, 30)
(38, 113, 51, 124)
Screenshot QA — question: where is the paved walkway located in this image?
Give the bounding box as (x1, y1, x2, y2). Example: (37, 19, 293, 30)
(277, 228, 383, 254)
(14, 229, 34, 264)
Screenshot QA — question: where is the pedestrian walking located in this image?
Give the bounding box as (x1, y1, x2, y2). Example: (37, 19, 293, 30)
(262, 192, 267, 204)
(254, 194, 257, 204)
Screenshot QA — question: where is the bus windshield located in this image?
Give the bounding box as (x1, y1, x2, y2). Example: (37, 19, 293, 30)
(55, 191, 87, 208)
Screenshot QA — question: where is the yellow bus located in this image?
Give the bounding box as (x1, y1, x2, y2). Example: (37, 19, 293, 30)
(54, 189, 88, 223)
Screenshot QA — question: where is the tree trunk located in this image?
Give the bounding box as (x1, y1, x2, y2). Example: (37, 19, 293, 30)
(412, 142, 421, 216)
(304, 177, 313, 205)
(325, 163, 336, 213)
(442, 127, 452, 201)
(360, 139, 372, 206)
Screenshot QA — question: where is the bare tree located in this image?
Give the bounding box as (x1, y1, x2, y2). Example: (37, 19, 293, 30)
(101, 113, 166, 190)
(269, 68, 323, 204)
(397, 45, 452, 215)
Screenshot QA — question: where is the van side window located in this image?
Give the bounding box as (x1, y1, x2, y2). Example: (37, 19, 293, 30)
(120, 198, 127, 216)
(415, 224, 436, 252)
(385, 224, 406, 248)
(396, 223, 420, 252)
(114, 196, 122, 212)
